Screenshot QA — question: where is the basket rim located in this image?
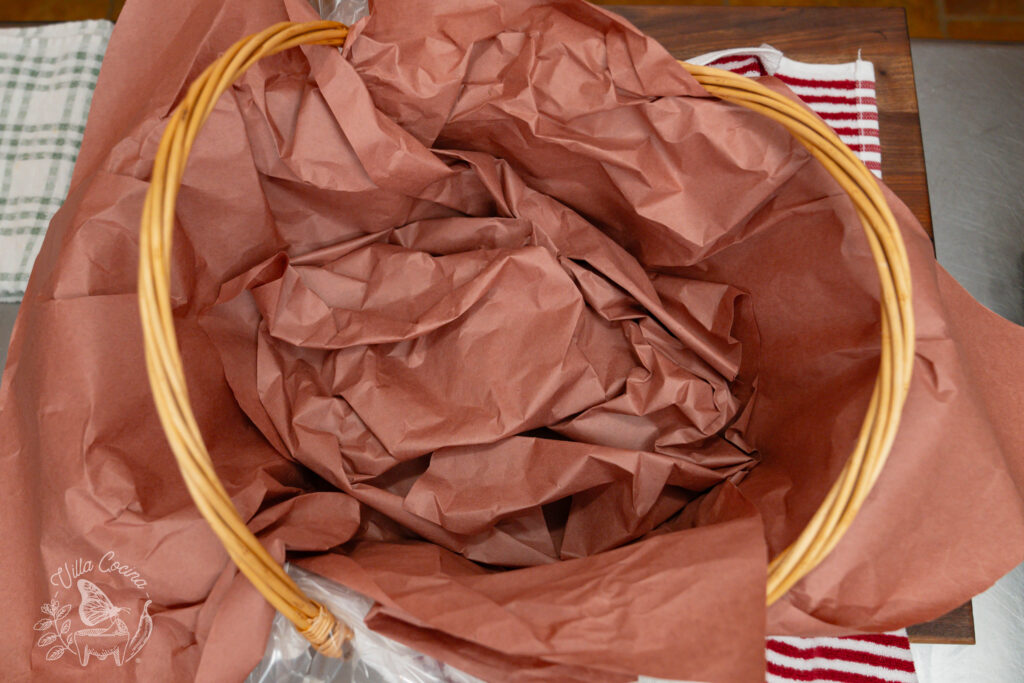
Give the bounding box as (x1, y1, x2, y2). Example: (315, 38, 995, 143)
(137, 20, 914, 656)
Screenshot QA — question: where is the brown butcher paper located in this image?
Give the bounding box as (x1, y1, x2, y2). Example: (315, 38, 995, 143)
(1, 0, 1023, 681)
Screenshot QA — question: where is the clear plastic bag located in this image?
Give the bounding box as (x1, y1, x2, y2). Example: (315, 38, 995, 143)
(246, 565, 483, 683)
(309, 0, 370, 25)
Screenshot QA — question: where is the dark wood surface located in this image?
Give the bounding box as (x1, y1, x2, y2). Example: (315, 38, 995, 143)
(907, 600, 976, 644)
(607, 4, 969, 644)
(608, 5, 933, 238)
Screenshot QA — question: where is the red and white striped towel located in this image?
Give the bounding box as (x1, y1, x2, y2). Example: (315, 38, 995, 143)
(766, 631, 918, 683)
(690, 45, 882, 178)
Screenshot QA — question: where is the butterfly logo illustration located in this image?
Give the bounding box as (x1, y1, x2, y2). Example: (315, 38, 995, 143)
(35, 579, 152, 666)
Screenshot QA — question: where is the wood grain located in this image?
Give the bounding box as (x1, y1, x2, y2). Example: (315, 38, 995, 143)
(607, 5, 933, 237)
(906, 600, 976, 644)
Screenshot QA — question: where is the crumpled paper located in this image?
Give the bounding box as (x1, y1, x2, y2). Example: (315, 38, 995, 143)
(1, 0, 1023, 681)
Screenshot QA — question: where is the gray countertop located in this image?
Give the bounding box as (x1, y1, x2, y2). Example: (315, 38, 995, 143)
(913, 39, 1024, 326)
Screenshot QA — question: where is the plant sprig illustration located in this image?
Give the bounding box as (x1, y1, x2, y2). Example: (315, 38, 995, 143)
(34, 597, 77, 661)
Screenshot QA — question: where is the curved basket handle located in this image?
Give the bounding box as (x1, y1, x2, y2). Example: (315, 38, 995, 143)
(678, 62, 914, 602)
(139, 21, 353, 657)
(138, 20, 914, 658)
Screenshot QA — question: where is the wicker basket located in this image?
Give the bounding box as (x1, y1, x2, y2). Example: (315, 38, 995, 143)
(138, 20, 914, 657)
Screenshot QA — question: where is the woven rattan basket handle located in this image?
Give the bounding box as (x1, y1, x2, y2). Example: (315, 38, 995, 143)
(138, 21, 914, 656)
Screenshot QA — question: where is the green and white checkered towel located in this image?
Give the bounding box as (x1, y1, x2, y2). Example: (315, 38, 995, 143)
(0, 20, 111, 302)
